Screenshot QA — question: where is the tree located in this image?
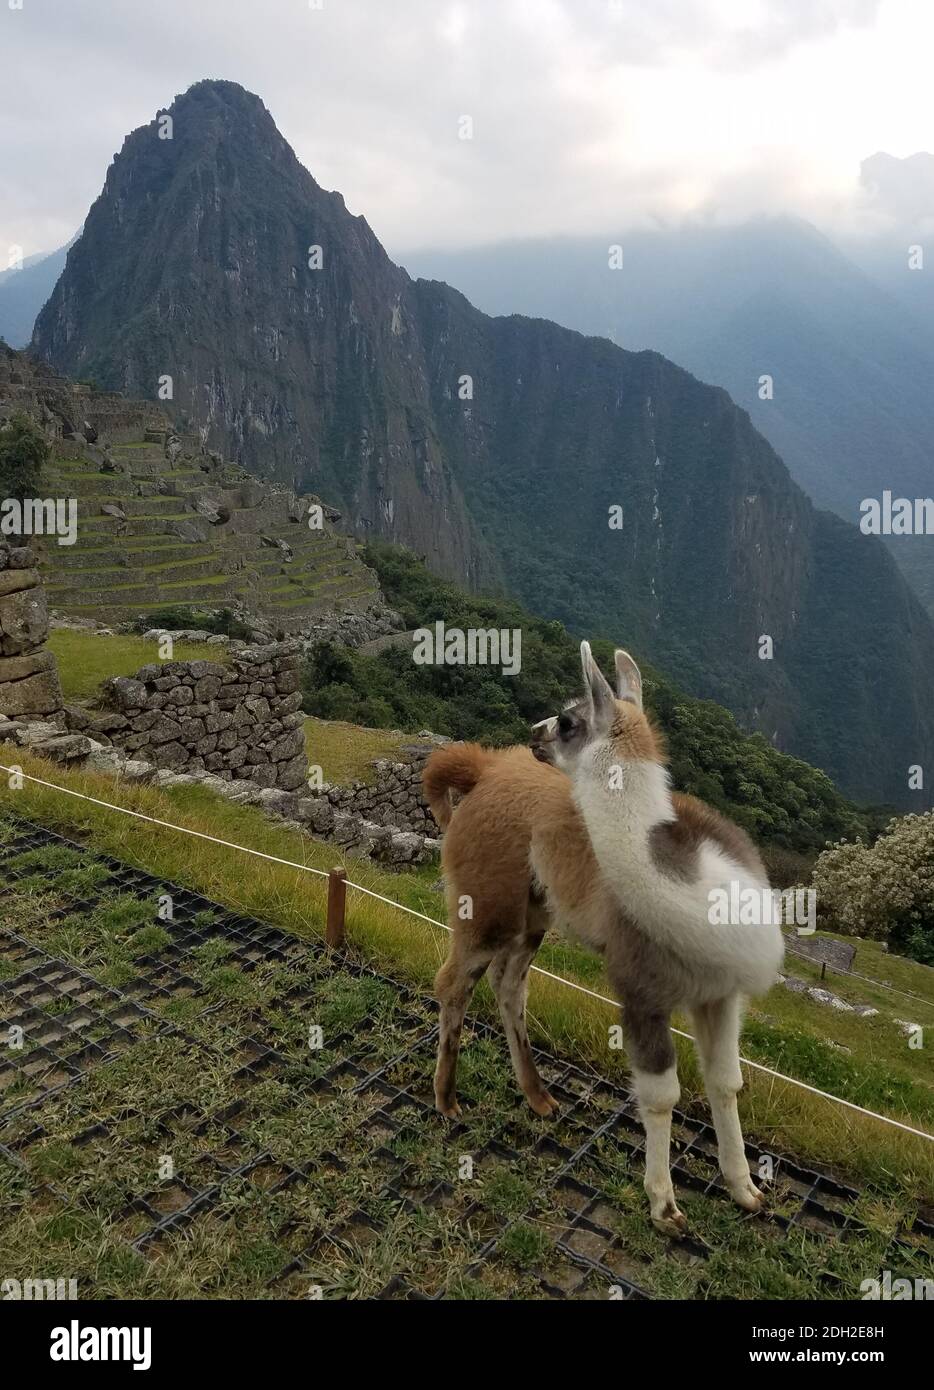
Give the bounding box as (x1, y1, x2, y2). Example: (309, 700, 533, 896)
(0, 412, 49, 529)
(811, 812, 934, 963)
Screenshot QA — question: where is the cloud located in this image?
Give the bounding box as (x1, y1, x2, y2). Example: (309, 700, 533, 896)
(0, 0, 918, 261)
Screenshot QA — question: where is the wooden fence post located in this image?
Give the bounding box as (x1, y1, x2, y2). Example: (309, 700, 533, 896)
(326, 867, 347, 949)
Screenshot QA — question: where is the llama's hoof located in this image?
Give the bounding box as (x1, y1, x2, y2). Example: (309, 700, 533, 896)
(435, 1097, 462, 1119)
(651, 1202, 689, 1237)
(729, 1177, 765, 1213)
(528, 1091, 560, 1117)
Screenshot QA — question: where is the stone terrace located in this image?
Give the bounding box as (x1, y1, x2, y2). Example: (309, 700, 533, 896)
(38, 430, 379, 630)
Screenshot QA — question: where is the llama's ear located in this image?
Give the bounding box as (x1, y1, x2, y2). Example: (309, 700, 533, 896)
(614, 649, 643, 710)
(580, 641, 616, 729)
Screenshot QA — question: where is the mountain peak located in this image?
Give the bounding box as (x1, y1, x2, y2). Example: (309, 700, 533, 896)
(30, 87, 934, 810)
(167, 79, 277, 129)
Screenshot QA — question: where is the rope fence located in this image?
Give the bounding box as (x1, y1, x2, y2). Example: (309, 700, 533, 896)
(1, 761, 931, 1145)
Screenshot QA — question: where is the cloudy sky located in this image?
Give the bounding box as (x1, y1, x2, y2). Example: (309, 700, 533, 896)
(2, 0, 932, 262)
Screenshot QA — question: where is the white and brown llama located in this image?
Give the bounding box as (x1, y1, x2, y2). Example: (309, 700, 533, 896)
(422, 642, 784, 1233)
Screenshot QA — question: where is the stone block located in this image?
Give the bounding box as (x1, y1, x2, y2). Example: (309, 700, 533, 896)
(276, 753, 309, 791)
(0, 568, 39, 598)
(0, 585, 49, 654)
(0, 649, 55, 682)
(0, 664, 63, 717)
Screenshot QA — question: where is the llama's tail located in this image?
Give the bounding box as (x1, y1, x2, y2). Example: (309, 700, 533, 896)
(422, 742, 497, 830)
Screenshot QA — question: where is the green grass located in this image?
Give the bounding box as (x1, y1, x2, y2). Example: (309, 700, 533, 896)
(304, 716, 411, 784)
(0, 754, 932, 1210)
(0, 869, 929, 1299)
(808, 931, 934, 998)
(47, 629, 230, 701)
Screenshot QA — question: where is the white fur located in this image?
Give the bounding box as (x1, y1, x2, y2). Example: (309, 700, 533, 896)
(572, 748, 784, 1002)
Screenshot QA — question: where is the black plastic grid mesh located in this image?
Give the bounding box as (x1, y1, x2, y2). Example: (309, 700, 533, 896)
(2, 817, 931, 1299)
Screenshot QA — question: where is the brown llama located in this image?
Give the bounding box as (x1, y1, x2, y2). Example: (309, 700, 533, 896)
(422, 642, 784, 1233)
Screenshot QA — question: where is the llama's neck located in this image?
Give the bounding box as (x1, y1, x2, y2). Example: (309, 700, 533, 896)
(571, 750, 673, 875)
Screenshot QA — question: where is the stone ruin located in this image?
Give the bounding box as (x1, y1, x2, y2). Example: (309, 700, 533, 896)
(0, 571, 441, 866)
(0, 540, 65, 721)
(67, 642, 307, 789)
(301, 741, 444, 837)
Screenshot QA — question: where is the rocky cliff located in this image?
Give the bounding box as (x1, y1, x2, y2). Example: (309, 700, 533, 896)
(30, 81, 934, 808)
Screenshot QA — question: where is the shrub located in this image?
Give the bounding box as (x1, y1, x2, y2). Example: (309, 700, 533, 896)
(811, 812, 934, 962)
(299, 542, 873, 859)
(132, 605, 252, 640)
(0, 411, 49, 525)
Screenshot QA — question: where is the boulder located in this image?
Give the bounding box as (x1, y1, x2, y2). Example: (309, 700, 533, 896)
(121, 759, 155, 782)
(194, 675, 222, 701)
(89, 711, 129, 733)
(0, 568, 39, 598)
(0, 648, 56, 682)
(150, 740, 188, 770)
(63, 703, 92, 730)
(30, 733, 93, 763)
(268, 729, 304, 763)
(276, 753, 309, 791)
(84, 746, 127, 776)
(293, 797, 335, 834)
(255, 788, 300, 818)
(0, 586, 49, 655)
(146, 713, 184, 746)
(12, 720, 61, 745)
(247, 762, 279, 788)
(107, 676, 147, 710)
(0, 664, 63, 717)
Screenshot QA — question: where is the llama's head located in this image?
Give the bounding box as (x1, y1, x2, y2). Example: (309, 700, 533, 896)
(531, 641, 663, 775)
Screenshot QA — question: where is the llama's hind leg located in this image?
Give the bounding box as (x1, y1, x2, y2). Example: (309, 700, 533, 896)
(488, 932, 557, 1117)
(433, 940, 494, 1118)
(625, 1005, 687, 1235)
(691, 994, 763, 1213)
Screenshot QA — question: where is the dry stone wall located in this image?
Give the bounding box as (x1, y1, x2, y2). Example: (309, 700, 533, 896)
(305, 742, 443, 836)
(0, 541, 65, 719)
(70, 642, 307, 788)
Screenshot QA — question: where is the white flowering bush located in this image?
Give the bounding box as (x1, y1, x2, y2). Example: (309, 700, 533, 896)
(811, 812, 934, 963)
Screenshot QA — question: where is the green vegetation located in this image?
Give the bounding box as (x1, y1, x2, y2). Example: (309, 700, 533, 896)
(1, 817, 931, 1299)
(2, 758, 931, 1203)
(131, 605, 253, 640)
(811, 812, 934, 965)
(304, 716, 410, 785)
(301, 543, 875, 862)
(0, 410, 48, 517)
(47, 629, 230, 701)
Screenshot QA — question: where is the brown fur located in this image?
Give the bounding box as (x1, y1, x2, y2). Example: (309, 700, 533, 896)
(650, 795, 766, 883)
(608, 704, 667, 763)
(422, 742, 498, 829)
(425, 744, 604, 1117)
(424, 741, 766, 1112)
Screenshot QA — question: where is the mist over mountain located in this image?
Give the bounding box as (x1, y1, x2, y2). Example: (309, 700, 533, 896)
(0, 238, 73, 348)
(405, 213, 934, 613)
(30, 81, 934, 808)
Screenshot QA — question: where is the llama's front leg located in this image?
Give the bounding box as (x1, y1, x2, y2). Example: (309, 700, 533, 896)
(433, 942, 493, 1118)
(625, 1006, 687, 1235)
(691, 994, 763, 1213)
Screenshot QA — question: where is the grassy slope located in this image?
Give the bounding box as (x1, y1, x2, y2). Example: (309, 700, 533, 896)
(1, 884, 921, 1299)
(48, 630, 230, 701)
(304, 716, 410, 785)
(0, 755, 931, 1209)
